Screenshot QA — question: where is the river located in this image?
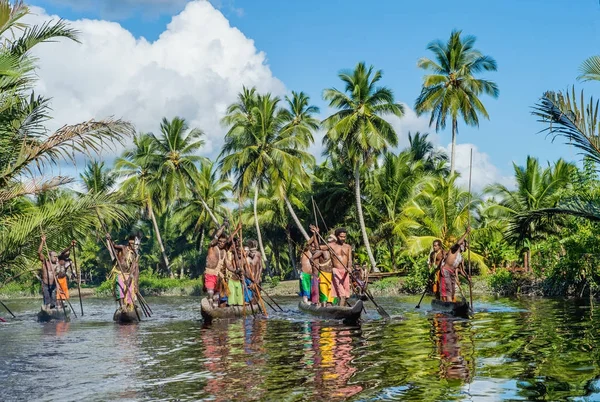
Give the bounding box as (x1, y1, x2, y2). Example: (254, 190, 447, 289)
(1, 295, 599, 401)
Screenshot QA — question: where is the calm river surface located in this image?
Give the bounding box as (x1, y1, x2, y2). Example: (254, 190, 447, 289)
(1, 295, 600, 401)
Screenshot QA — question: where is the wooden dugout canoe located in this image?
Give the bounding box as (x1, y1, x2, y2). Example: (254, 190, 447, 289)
(113, 306, 142, 323)
(298, 299, 363, 324)
(431, 298, 470, 317)
(37, 306, 70, 322)
(200, 297, 261, 323)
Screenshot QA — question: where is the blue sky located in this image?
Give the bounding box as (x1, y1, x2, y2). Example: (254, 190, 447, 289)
(29, 0, 600, 184)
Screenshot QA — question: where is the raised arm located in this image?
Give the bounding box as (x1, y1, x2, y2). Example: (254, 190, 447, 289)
(38, 236, 46, 261)
(309, 224, 320, 249)
(209, 219, 229, 247)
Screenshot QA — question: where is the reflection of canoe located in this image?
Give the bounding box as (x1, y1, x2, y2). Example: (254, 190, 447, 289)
(431, 298, 470, 317)
(37, 306, 70, 322)
(298, 300, 363, 323)
(200, 297, 260, 323)
(113, 306, 142, 323)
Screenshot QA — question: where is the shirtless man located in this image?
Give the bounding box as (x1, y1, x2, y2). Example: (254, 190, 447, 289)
(204, 219, 229, 307)
(225, 237, 244, 306)
(440, 228, 470, 302)
(429, 240, 444, 298)
(328, 228, 352, 306)
(309, 225, 335, 306)
(38, 236, 72, 309)
(106, 234, 139, 309)
(56, 241, 76, 304)
(299, 243, 315, 304)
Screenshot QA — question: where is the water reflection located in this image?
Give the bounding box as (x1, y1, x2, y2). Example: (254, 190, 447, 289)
(431, 314, 474, 383)
(5, 296, 600, 401)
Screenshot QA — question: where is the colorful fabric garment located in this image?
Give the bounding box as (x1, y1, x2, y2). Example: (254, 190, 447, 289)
(310, 275, 320, 304)
(300, 272, 311, 298)
(440, 266, 456, 301)
(331, 267, 350, 298)
(228, 280, 243, 306)
(204, 273, 218, 291)
(56, 276, 69, 300)
(319, 271, 334, 303)
(115, 272, 135, 305)
(244, 278, 254, 303)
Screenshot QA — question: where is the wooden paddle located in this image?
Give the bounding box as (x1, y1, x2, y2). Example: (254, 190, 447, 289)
(313, 231, 391, 319)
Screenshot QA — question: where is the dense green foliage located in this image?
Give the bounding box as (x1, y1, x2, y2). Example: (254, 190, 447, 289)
(4, 3, 600, 300)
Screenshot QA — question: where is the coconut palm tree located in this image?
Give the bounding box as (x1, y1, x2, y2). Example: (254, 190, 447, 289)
(486, 156, 575, 271)
(174, 161, 231, 251)
(322, 61, 404, 272)
(114, 133, 173, 275)
(415, 30, 498, 174)
(150, 117, 208, 204)
(221, 91, 315, 266)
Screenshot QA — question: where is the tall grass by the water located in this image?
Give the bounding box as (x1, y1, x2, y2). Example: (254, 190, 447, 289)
(0, 281, 40, 298)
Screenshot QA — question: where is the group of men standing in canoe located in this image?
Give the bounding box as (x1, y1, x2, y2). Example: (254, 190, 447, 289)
(429, 227, 471, 303)
(38, 233, 141, 316)
(203, 218, 264, 308)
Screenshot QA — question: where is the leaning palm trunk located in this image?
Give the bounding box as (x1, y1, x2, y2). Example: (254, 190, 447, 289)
(147, 200, 172, 278)
(253, 186, 268, 269)
(198, 195, 220, 227)
(355, 164, 377, 272)
(450, 117, 457, 175)
(283, 193, 310, 241)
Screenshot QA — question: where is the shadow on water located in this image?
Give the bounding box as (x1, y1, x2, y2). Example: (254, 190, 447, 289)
(2, 295, 600, 401)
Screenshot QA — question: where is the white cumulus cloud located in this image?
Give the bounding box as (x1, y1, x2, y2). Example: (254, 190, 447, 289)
(451, 143, 515, 193)
(27, 0, 284, 159)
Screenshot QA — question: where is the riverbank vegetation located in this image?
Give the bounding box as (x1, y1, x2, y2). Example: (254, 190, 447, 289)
(2, 2, 600, 300)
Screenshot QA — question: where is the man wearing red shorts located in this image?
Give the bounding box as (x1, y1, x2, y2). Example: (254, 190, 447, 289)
(204, 219, 228, 307)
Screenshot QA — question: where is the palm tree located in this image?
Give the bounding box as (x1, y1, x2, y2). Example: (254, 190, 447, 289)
(114, 133, 173, 275)
(322, 61, 404, 272)
(486, 156, 575, 271)
(401, 174, 488, 271)
(150, 117, 208, 204)
(407, 132, 449, 175)
(221, 91, 315, 266)
(80, 161, 116, 195)
(415, 30, 498, 174)
(174, 161, 231, 251)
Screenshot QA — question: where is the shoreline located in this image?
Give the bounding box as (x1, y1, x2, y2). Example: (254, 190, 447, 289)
(0, 277, 492, 300)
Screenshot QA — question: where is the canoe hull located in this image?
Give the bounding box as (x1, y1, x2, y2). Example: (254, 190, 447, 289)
(200, 297, 260, 323)
(298, 300, 363, 323)
(37, 307, 70, 322)
(431, 298, 470, 317)
(113, 306, 142, 323)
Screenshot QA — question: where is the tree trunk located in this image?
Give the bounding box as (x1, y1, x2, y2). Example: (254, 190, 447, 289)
(285, 226, 298, 279)
(199, 195, 220, 226)
(524, 249, 530, 272)
(355, 164, 377, 272)
(180, 264, 185, 279)
(450, 117, 457, 175)
(283, 193, 310, 241)
(148, 201, 172, 278)
(253, 186, 269, 269)
(197, 225, 205, 252)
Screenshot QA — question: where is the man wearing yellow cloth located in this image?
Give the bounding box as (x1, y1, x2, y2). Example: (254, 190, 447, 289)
(311, 233, 337, 306)
(106, 234, 139, 310)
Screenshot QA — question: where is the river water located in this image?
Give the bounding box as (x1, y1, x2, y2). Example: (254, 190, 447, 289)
(1, 295, 600, 401)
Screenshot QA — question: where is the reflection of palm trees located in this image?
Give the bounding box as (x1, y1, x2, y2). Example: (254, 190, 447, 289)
(431, 314, 474, 382)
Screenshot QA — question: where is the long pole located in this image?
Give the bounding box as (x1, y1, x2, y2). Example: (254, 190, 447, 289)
(0, 300, 15, 318)
(71, 244, 84, 316)
(42, 237, 75, 318)
(467, 148, 474, 313)
(96, 214, 141, 322)
(237, 210, 268, 317)
(313, 231, 390, 319)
